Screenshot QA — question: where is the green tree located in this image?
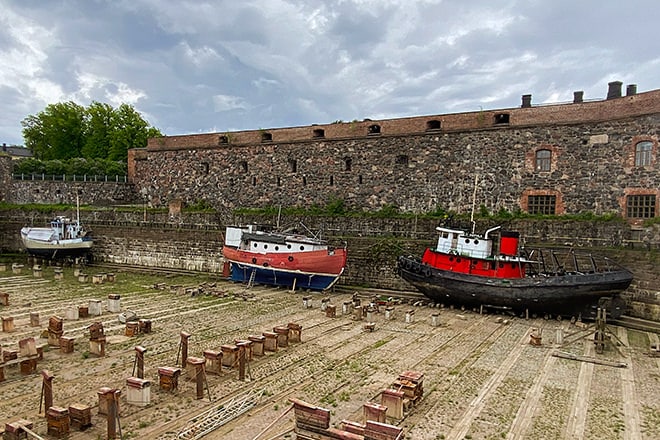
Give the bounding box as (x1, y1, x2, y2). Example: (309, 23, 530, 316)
(108, 104, 160, 161)
(82, 101, 115, 159)
(22, 101, 86, 160)
(21, 101, 162, 162)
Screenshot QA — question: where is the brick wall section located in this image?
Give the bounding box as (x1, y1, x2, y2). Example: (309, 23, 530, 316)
(143, 89, 660, 150)
(7, 180, 138, 205)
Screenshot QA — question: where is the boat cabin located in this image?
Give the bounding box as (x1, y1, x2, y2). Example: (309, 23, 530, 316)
(434, 226, 497, 259)
(225, 226, 328, 253)
(50, 217, 84, 240)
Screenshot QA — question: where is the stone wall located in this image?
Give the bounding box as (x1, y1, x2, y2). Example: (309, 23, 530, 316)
(130, 113, 660, 218)
(5, 179, 137, 205)
(1, 210, 658, 320)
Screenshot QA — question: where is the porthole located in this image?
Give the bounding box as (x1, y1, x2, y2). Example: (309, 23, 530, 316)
(275, 246, 279, 251)
(474, 240, 479, 245)
(287, 244, 292, 249)
(456, 258, 462, 263)
(288, 256, 294, 262)
(263, 262, 269, 267)
(300, 246, 305, 251)
(252, 258, 257, 264)
(465, 239, 470, 244)
(253, 243, 257, 248)
(449, 257, 454, 262)
(264, 244, 268, 249)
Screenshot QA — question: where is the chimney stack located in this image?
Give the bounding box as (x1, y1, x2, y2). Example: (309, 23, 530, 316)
(573, 91, 584, 103)
(607, 81, 622, 99)
(521, 94, 532, 108)
(626, 84, 637, 96)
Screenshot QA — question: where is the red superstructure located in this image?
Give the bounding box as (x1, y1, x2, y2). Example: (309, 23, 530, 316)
(420, 226, 528, 279)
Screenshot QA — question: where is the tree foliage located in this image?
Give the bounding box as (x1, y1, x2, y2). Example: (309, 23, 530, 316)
(21, 101, 161, 161)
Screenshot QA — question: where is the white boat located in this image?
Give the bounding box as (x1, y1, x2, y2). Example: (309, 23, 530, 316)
(20, 196, 93, 259)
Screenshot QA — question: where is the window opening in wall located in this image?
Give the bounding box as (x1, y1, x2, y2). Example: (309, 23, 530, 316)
(494, 113, 510, 124)
(527, 195, 556, 215)
(367, 124, 381, 135)
(261, 132, 272, 142)
(329, 175, 334, 186)
(358, 175, 363, 184)
(426, 120, 441, 130)
(396, 155, 409, 166)
(626, 194, 656, 218)
(252, 176, 257, 186)
(240, 160, 248, 173)
(288, 159, 297, 173)
(219, 135, 229, 144)
(313, 128, 325, 138)
(635, 141, 653, 166)
(303, 176, 307, 186)
(201, 162, 209, 174)
(344, 157, 352, 172)
(535, 149, 551, 172)
(277, 176, 281, 186)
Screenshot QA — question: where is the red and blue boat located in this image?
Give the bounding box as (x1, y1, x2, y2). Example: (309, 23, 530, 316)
(222, 225, 347, 291)
(397, 225, 633, 319)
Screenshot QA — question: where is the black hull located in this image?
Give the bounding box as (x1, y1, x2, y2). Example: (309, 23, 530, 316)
(24, 247, 92, 260)
(397, 256, 633, 319)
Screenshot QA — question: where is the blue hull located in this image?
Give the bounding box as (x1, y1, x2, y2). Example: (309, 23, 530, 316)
(229, 262, 340, 291)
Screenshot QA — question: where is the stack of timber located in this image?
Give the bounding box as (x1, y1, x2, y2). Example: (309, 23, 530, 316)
(290, 398, 403, 440)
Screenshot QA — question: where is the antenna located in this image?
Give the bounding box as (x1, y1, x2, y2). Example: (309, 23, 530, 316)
(76, 191, 81, 225)
(470, 174, 478, 234)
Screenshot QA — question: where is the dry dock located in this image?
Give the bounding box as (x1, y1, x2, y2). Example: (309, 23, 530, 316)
(0, 264, 658, 439)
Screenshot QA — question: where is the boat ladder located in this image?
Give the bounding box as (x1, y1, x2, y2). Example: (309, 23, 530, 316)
(176, 388, 264, 439)
(246, 269, 257, 289)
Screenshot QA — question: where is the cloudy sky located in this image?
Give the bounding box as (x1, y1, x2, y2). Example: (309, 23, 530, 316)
(1, 0, 658, 146)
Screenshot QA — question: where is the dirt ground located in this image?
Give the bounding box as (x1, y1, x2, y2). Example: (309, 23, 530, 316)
(0, 265, 659, 440)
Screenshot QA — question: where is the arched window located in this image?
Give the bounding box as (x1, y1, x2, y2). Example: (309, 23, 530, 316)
(635, 141, 652, 166)
(535, 149, 551, 172)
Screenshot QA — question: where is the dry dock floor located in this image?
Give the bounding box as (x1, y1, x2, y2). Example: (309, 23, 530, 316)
(0, 267, 658, 440)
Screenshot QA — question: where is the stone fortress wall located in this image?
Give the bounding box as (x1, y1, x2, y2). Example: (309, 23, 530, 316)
(128, 81, 659, 221)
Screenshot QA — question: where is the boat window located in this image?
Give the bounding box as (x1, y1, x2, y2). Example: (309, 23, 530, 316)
(287, 244, 292, 249)
(456, 258, 461, 263)
(275, 246, 279, 251)
(465, 239, 470, 244)
(264, 244, 268, 249)
(474, 239, 479, 245)
(449, 256, 454, 262)
(253, 243, 258, 248)
(442, 232, 448, 239)
(300, 246, 305, 251)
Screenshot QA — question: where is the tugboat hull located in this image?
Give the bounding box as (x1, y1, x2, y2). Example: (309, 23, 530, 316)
(398, 254, 633, 319)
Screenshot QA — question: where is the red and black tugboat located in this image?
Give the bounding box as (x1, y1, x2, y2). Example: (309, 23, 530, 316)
(397, 225, 633, 319)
